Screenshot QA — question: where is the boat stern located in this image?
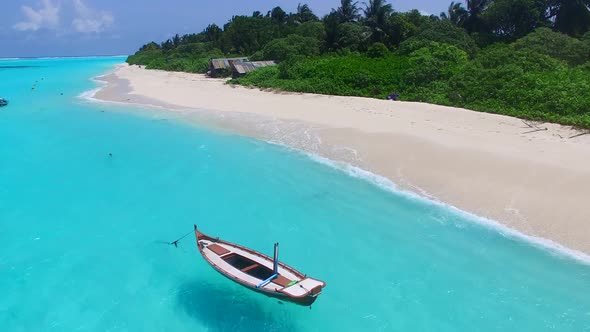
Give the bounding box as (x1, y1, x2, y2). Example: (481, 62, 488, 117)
(279, 277, 326, 306)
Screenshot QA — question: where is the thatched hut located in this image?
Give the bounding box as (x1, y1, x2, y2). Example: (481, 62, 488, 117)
(231, 61, 277, 78)
(208, 57, 248, 77)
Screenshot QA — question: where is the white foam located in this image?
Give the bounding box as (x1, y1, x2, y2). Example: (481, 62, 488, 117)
(75, 66, 590, 265)
(78, 87, 102, 100)
(77, 75, 106, 102)
(77, 65, 120, 103)
(266, 142, 590, 265)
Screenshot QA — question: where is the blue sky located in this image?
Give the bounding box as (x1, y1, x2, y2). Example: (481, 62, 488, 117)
(2, 0, 451, 57)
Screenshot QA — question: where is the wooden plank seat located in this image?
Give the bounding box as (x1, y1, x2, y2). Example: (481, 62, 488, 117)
(241, 263, 259, 273)
(207, 243, 230, 256)
(273, 274, 294, 288)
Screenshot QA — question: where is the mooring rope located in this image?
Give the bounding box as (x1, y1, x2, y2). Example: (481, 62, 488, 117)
(169, 230, 193, 248)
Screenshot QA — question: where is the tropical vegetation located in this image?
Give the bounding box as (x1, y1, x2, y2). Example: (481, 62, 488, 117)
(127, 0, 590, 128)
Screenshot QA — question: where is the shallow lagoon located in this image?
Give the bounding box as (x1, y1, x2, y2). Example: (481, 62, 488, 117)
(0, 57, 589, 331)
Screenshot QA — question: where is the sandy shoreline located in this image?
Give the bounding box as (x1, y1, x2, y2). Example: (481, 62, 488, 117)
(93, 64, 590, 255)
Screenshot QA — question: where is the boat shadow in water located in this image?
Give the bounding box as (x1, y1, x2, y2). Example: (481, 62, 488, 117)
(176, 280, 300, 332)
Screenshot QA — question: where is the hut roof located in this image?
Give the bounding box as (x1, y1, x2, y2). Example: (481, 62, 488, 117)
(210, 57, 249, 70)
(232, 61, 277, 74)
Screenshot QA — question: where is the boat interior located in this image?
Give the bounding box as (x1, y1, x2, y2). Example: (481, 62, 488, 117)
(224, 253, 275, 281)
(199, 237, 325, 300)
(207, 243, 296, 288)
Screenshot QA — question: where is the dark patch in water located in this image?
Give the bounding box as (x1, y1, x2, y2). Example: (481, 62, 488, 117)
(176, 280, 299, 332)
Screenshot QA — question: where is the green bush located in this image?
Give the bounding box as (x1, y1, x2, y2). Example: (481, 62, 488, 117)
(232, 41, 590, 128)
(366, 42, 390, 58)
(127, 45, 223, 74)
(250, 50, 264, 61)
(127, 50, 164, 66)
(482, 0, 549, 42)
(295, 21, 326, 42)
(403, 43, 468, 86)
(513, 28, 590, 65)
(446, 44, 590, 125)
(176, 43, 210, 55)
(409, 20, 478, 56)
(261, 35, 320, 61)
(232, 54, 407, 98)
(397, 38, 437, 55)
(336, 23, 368, 51)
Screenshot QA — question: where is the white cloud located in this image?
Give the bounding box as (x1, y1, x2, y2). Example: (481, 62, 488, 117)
(13, 0, 60, 32)
(71, 0, 114, 33)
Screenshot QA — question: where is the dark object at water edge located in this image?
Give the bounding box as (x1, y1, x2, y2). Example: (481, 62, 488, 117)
(0, 98, 8, 107)
(386, 93, 399, 101)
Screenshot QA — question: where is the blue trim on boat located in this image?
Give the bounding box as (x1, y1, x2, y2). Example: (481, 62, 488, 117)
(256, 273, 278, 288)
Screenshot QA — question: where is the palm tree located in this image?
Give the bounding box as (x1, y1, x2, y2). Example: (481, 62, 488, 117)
(204, 24, 222, 43)
(466, 0, 489, 15)
(463, 0, 490, 32)
(294, 3, 318, 23)
(336, 0, 360, 23)
(363, 0, 393, 42)
(547, 0, 590, 37)
(440, 1, 468, 27)
(270, 6, 288, 25)
(172, 34, 181, 47)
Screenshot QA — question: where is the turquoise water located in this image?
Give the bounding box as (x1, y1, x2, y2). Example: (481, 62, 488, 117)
(1, 57, 589, 332)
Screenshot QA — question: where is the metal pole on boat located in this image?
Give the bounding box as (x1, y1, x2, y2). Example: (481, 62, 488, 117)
(273, 242, 279, 274)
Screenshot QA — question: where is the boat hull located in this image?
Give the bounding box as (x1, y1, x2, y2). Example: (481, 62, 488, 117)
(194, 225, 324, 306)
(206, 264, 320, 306)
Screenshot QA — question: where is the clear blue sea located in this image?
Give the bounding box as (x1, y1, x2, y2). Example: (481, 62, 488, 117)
(0, 57, 589, 332)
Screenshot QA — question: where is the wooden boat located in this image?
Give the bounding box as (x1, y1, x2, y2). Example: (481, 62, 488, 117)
(194, 225, 326, 306)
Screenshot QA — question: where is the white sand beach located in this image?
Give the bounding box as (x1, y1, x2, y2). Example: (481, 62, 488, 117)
(95, 64, 590, 254)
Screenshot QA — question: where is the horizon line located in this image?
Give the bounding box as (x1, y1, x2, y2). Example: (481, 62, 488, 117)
(0, 55, 129, 60)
